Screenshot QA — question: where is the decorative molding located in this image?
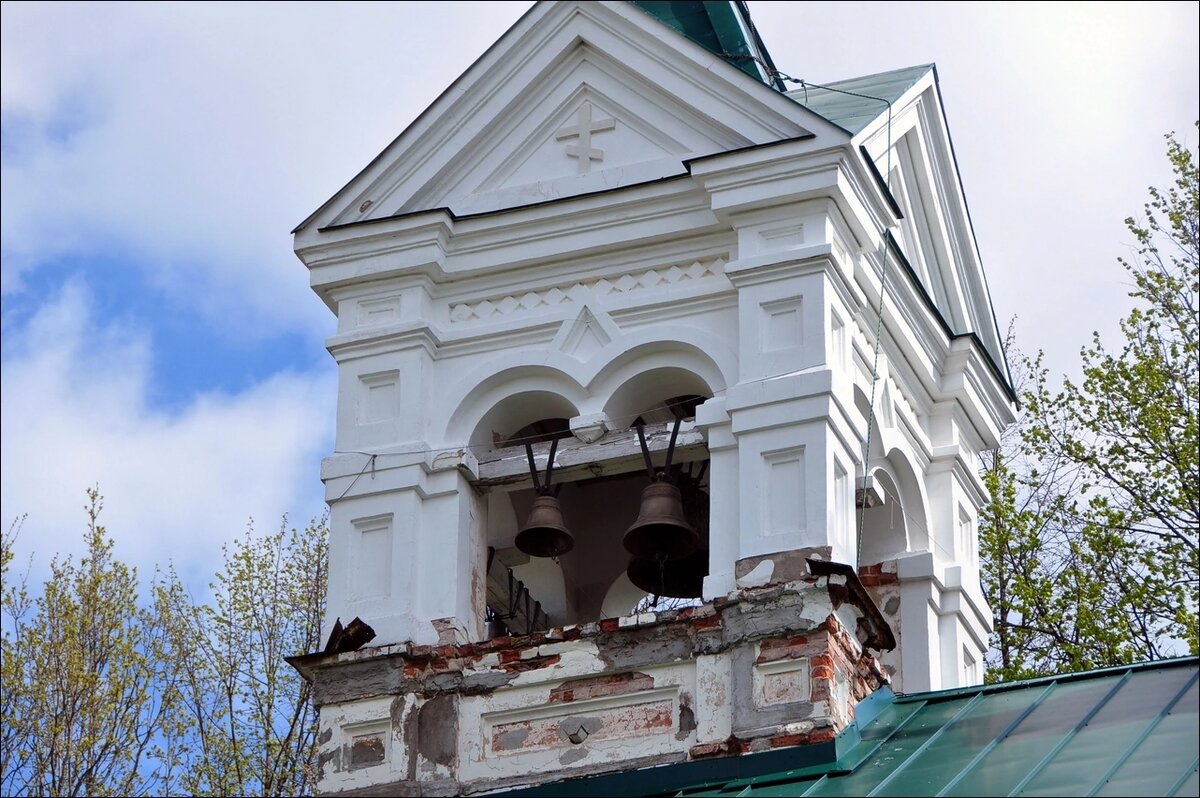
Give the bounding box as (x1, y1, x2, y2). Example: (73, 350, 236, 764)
(483, 687, 677, 756)
(753, 656, 811, 708)
(555, 101, 617, 174)
(448, 258, 725, 323)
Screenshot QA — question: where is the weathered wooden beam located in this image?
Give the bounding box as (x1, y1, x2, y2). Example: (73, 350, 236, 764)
(473, 420, 707, 489)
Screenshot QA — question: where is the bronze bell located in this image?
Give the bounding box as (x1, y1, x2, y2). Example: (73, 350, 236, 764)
(627, 547, 707, 598)
(628, 464, 709, 598)
(515, 437, 574, 558)
(623, 481, 699, 559)
(515, 494, 574, 558)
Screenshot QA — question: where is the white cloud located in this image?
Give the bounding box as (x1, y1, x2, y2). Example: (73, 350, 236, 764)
(0, 1, 530, 338)
(0, 281, 335, 584)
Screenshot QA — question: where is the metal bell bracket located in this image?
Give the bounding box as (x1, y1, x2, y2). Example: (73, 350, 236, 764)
(635, 416, 682, 484)
(524, 437, 562, 497)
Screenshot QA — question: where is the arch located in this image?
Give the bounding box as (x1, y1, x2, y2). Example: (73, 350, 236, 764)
(589, 341, 724, 430)
(858, 448, 931, 564)
(884, 447, 931, 554)
(437, 327, 734, 447)
(472, 391, 579, 450)
(603, 367, 715, 429)
(583, 333, 732, 400)
(442, 364, 587, 449)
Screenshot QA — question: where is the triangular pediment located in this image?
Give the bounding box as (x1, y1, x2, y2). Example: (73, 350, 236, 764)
(854, 67, 1009, 377)
(301, 1, 848, 229)
(472, 83, 687, 197)
(554, 304, 616, 363)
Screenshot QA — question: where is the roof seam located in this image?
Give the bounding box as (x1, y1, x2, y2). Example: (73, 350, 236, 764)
(1084, 669, 1200, 796)
(936, 681, 1059, 797)
(866, 692, 986, 797)
(1005, 668, 1134, 796)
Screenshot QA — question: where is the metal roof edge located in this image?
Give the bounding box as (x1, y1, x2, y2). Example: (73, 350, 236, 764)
(498, 737, 842, 796)
(895, 655, 1200, 705)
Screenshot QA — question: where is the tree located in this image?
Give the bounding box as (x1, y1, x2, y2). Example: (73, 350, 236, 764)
(159, 517, 328, 797)
(0, 490, 185, 797)
(982, 127, 1199, 680)
(0, 493, 328, 796)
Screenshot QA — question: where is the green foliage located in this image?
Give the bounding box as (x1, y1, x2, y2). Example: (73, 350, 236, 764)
(982, 126, 1199, 681)
(0, 493, 328, 797)
(160, 518, 328, 797)
(0, 490, 183, 796)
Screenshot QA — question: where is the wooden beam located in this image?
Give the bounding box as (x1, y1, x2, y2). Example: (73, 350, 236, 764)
(473, 420, 707, 490)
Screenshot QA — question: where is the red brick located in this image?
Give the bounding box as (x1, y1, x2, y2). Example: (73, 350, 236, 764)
(808, 728, 837, 744)
(600, 618, 620, 632)
(691, 614, 721, 630)
(498, 654, 561, 673)
(770, 733, 807, 748)
(689, 742, 725, 758)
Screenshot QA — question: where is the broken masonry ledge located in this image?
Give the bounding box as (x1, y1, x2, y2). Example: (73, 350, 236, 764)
(288, 560, 894, 708)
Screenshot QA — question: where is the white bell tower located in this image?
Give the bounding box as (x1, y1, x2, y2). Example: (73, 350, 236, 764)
(290, 2, 1016, 793)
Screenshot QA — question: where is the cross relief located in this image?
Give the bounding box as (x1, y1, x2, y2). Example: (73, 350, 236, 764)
(555, 101, 615, 174)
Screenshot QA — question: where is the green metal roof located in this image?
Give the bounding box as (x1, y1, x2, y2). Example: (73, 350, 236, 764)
(504, 658, 1200, 797)
(630, 1, 782, 89)
(786, 64, 933, 134)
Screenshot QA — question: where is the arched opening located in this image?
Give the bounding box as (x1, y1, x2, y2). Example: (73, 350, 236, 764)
(859, 469, 907, 565)
(471, 390, 579, 450)
(597, 377, 712, 618)
(858, 451, 930, 565)
(476, 365, 716, 637)
(603, 367, 713, 430)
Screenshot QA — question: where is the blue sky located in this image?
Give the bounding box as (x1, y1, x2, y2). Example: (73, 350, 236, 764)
(2, 1, 1198, 586)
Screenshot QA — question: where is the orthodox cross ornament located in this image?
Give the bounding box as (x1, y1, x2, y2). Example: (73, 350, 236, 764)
(554, 101, 615, 174)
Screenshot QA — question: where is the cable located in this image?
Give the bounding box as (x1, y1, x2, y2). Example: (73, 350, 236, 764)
(722, 51, 900, 569)
(332, 454, 376, 502)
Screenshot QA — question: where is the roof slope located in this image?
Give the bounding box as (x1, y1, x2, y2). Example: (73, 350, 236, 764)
(504, 658, 1200, 797)
(786, 64, 933, 134)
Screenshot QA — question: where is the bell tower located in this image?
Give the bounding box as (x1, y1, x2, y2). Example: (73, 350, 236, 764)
(290, 2, 1016, 794)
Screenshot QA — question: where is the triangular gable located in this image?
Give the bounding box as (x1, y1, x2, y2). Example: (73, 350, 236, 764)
(808, 66, 1011, 386)
(296, 0, 849, 231)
